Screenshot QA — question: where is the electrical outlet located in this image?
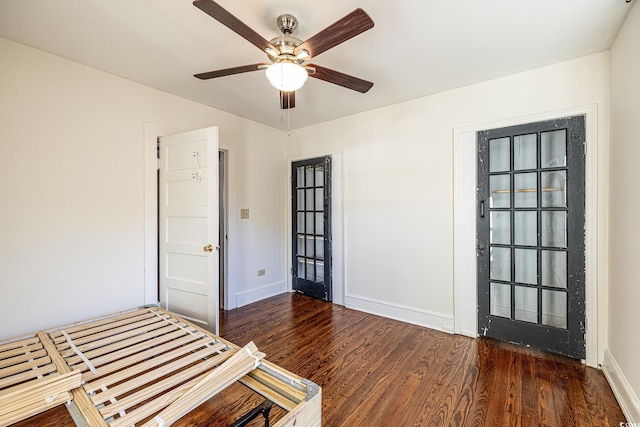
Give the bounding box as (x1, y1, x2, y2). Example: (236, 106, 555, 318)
(257, 269, 266, 276)
(240, 208, 250, 219)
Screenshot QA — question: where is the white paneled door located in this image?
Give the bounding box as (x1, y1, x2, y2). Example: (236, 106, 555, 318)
(159, 127, 219, 333)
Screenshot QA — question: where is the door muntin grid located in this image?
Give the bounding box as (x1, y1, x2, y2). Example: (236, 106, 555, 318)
(487, 129, 569, 329)
(295, 163, 325, 282)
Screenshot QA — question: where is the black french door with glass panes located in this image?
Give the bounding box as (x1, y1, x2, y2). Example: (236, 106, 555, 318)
(292, 156, 332, 301)
(477, 116, 585, 359)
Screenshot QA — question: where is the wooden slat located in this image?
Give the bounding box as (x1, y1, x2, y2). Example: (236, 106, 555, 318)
(49, 309, 151, 343)
(57, 316, 168, 354)
(81, 331, 204, 382)
(0, 371, 80, 415)
(0, 389, 71, 426)
(64, 324, 194, 368)
(85, 340, 224, 395)
(53, 311, 159, 346)
(142, 342, 265, 427)
(0, 342, 43, 361)
(0, 365, 57, 390)
(0, 336, 39, 354)
(0, 348, 47, 370)
(37, 332, 108, 427)
(0, 355, 51, 379)
(102, 350, 237, 423)
(90, 343, 234, 405)
(239, 374, 298, 412)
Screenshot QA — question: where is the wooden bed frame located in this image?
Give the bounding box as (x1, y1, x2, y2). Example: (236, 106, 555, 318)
(0, 307, 321, 426)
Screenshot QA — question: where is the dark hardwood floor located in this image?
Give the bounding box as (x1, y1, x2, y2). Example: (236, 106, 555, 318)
(15, 293, 626, 426)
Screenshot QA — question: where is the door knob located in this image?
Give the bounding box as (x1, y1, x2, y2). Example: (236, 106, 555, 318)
(203, 244, 213, 252)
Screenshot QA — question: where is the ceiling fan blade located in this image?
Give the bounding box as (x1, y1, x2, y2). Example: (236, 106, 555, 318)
(307, 64, 373, 93)
(280, 91, 295, 109)
(294, 8, 374, 60)
(193, 0, 277, 53)
(194, 63, 268, 80)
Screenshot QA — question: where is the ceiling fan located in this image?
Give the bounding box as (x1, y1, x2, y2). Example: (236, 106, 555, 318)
(193, 0, 374, 109)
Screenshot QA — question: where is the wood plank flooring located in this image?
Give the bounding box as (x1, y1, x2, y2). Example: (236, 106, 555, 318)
(14, 293, 626, 426)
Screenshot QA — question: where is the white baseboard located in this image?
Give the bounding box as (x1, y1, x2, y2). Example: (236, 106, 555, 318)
(602, 348, 640, 423)
(344, 293, 455, 333)
(235, 281, 287, 308)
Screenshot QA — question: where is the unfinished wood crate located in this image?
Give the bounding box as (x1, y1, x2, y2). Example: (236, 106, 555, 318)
(0, 332, 81, 426)
(42, 307, 321, 426)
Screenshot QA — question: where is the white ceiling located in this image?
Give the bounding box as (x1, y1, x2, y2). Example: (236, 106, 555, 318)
(0, 0, 633, 130)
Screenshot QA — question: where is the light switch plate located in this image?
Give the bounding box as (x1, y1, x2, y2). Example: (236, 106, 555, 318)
(240, 208, 249, 219)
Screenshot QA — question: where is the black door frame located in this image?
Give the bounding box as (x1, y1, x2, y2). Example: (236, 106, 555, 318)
(477, 115, 586, 359)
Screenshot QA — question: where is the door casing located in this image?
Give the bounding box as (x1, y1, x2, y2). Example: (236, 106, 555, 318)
(453, 105, 601, 367)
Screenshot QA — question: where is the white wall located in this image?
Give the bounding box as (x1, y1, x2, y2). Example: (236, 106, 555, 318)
(606, 1, 640, 421)
(287, 53, 610, 346)
(0, 37, 287, 339)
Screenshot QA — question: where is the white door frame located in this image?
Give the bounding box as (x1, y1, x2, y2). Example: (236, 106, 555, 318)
(144, 122, 179, 306)
(453, 105, 600, 367)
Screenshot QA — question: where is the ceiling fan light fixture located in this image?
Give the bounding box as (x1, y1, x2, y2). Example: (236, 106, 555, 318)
(266, 60, 308, 91)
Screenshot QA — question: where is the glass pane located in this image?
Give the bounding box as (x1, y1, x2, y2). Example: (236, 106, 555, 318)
(305, 166, 314, 187)
(297, 236, 305, 256)
(305, 189, 314, 209)
(541, 250, 567, 288)
(514, 211, 537, 246)
(514, 173, 537, 208)
(315, 212, 324, 235)
(514, 134, 537, 170)
(297, 189, 304, 210)
(490, 283, 511, 318)
(296, 167, 304, 188)
(315, 165, 324, 187)
(541, 211, 567, 247)
(541, 129, 567, 168)
(489, 174, 510, 208)
(306, 260, 315, 281)
(306, 212, 315, 234)
(515, 248, 537, 285)
(542, 290, 567, 328)
(306, 236, 314, 258)
(490, 211, 510, 245)
(297, 213, 305, 233)
(315, 188, 324, 210)
(315, 237, 324, 260)
(297, 257, 305, 278)
(541, 171, 566, 208)
(316, 260, 325, 282)
(489, 137, 510, 172)
(490, 247, 511, 282)
(515, 286, 538, 323)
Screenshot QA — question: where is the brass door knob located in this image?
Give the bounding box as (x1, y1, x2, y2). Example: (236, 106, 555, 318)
(203, 244, 213, 252)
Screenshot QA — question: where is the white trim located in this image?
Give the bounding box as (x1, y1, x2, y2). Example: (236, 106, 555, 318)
(344, 293, 455, 333)
(235, 281, 287, 308)
(286, 151, 345, 306)
(143, 122, 180, 306)
(602, 349, 640, 422)
(452, 105, 599, 367)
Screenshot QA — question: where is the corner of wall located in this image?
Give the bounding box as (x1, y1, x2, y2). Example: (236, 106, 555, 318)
(602, 348, 640, 422)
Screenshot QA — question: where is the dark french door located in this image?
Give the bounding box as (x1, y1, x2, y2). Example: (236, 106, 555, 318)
(477, 116, 586, 359)
(292, 156, 332, 301)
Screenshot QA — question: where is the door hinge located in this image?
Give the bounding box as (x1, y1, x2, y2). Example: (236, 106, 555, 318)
(156, 158, 161, 171)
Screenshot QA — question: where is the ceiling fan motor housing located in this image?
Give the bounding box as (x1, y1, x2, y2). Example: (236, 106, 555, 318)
(277, 14, 298, 35)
